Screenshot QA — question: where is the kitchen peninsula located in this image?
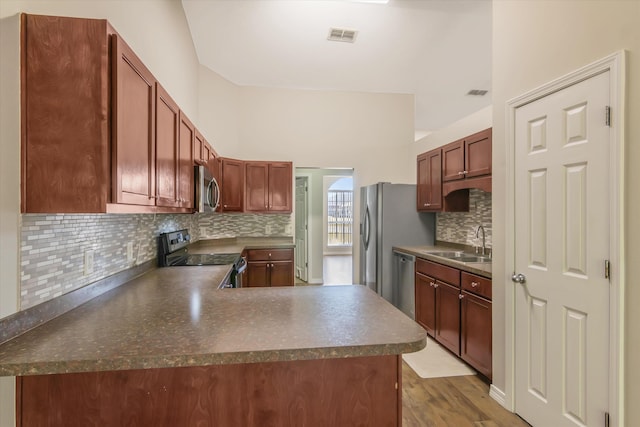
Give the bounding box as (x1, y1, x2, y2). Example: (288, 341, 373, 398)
(0, 267, 425, 426)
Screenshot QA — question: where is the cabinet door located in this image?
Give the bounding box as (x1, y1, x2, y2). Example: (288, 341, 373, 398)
(178, 112, 194, 209)
(112, 34, 156, 206)
(415, 272, 436, 336)
(155, 84, 179, 208)
(442, 139, 465, 182)
(246, 262, 269, 287)
(245, 162, 269, 212)
(22, 15, 111, 213)
(460, 291, 492, 379)
(417, 150, 442, 212)
(268, 162, 292, 212)
(464, 128, 492, 178)
(270, 261, 294, 287)
(194, 130, 206, 165)
(220, 158, 244, 212)
(435, 281, 461, 355)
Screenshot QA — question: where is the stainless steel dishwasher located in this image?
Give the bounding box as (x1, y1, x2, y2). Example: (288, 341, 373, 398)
(392, 250, 416, 320)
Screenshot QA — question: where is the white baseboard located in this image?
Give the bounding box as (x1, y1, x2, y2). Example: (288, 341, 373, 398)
(489, 384, 508, 409)
(308, 278, 323, 285)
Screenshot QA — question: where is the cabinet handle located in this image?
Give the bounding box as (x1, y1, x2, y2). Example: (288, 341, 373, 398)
(471, 281, 479, 287)
(224, 204, 228, 208)
(458, 171, 465, 175)
(459, 294, 465, 299)
(429, 282, 436, 287)
(269, 253, 272, 258)
(433, 283, 439, 288)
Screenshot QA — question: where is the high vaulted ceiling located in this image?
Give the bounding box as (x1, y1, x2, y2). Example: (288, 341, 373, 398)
(181, 0, 492, 136)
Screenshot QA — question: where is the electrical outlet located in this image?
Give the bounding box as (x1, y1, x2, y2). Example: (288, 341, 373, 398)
(127, 242, 134, 262)
(84, 250, 94, 275)
(200, 227, 208, 237)
(265, 225, 272, 235)
(285, 224, 293, 235)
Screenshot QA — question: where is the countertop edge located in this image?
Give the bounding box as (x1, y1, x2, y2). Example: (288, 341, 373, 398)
(1, 337, 426, 377)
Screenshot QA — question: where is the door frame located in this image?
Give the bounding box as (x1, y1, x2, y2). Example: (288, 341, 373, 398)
(295, 173, 313, 283)
(503, 51, 625, 425)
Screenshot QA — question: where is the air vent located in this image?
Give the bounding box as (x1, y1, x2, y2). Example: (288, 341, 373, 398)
(466, 89, 489, 96)
(327, 28, 358, 43)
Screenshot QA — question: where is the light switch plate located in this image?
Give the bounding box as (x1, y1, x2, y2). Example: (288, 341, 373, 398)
(285, 224, 293, 235)
(265, 225, 272, 235)
(127, 242, 134, 262)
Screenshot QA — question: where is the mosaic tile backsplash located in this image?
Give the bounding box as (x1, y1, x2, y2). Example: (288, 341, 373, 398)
(20, 213, 292, 309)
(436, 189, 492, 249)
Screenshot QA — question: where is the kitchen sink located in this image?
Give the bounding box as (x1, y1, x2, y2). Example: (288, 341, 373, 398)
(426, 251, 492, 263)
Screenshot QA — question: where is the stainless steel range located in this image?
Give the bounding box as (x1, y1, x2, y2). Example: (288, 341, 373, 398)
(158, 229, 246, 288)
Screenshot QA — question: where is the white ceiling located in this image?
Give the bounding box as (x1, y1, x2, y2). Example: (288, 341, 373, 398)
(181, 0, 492, 136)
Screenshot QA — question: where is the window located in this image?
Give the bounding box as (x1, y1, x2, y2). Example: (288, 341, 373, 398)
(327, 178, 353, 247)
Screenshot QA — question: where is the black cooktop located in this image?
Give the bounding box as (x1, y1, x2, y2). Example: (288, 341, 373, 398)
(167, 253, 241, 267)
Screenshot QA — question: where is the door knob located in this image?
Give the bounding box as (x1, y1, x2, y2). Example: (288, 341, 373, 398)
(511, 273, 526, 284)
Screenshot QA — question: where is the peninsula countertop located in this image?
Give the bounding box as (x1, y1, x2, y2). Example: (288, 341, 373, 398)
(0, 267, 426, 377)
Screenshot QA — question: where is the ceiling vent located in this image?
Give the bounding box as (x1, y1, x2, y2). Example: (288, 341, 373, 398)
(466, 89, 489, 96)
(327, 28, 358, 43)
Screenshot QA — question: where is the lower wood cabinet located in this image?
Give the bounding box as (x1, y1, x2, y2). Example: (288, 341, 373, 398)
(245, 248, 294, 287)
(415, 258, 492, 379)
(17, 355, 402, 426)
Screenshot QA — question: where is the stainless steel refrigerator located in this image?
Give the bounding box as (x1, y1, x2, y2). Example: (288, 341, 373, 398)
(359, 183, 435, 305)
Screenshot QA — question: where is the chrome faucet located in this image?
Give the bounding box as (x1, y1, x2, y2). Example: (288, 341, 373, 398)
(475, 225, 487, 256)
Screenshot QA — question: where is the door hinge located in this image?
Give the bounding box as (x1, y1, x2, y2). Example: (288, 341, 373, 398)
(605, 260, 610, 280)
(605, 106, 611, 127)
(605, 411, 610, 427)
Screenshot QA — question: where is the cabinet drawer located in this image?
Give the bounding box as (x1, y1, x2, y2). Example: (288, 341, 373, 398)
(416, 258, 460, 286)
(246, 248, 293, 262)
(461, 272, 491, 300)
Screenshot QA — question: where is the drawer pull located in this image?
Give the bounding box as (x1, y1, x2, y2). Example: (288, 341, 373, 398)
(471, 281, 479, 287)
(459, 294, 465, 299)
(429, 282, 436, 287)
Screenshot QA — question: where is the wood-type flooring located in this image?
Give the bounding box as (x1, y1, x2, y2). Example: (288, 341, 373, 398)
(402, 361, 531, 427)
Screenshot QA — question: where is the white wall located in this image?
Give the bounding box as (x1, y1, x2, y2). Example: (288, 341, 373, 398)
(0, 2, 202, 426)
(492, 1, 640, 424)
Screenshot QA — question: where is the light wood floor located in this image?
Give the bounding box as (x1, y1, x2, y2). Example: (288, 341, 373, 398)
(402, 362, 531, 427)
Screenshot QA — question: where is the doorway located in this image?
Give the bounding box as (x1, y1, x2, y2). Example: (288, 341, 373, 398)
(295, 168, 354, 285)
(506, 53, 623, 426)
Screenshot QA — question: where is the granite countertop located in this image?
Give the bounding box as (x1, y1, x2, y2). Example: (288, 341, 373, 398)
(187, 237, 295, 254)
(393, 245, 492, 278)
(0, 267, 425, 377)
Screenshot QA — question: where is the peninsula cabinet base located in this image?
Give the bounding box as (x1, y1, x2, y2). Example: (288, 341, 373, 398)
(17, 355, 402, 427)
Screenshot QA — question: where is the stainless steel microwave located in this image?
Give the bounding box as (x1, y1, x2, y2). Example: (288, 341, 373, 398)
(194, 165, 220, 213)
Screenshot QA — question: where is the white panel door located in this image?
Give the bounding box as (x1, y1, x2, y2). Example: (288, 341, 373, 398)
(514, 71, 610, 426)
(295, 177, 309, 282)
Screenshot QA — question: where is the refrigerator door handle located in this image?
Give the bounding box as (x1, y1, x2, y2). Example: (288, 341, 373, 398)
(363, 206, 371, 250)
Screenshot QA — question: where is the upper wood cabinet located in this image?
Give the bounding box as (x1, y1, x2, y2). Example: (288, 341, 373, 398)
(178, 112, 195, 209)
(21, 14, 113, 213)
(155, 83, 180, 208)
(416, 149, 442, 212)
(219, 158, 245, 212)
(441, 128, 492, 195)
(21, 14, 202, 214)
(245, 162, 293, 213)
(112, 34, 156, 207)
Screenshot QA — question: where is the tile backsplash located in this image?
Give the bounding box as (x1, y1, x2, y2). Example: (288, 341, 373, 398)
(436, 189, 492, 249)
(20, 212, 292, 309)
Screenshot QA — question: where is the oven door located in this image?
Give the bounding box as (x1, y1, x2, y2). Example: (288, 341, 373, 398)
(195, 165, 220, 213)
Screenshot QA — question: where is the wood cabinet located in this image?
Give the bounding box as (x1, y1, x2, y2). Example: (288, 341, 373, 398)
(155, 84, 180, 208)
(219, 158, 244, 212)
(415, 271, 436, 335)
(416, 149, 442, 212)
(21, 14, 199, 214)
(245, 162, 293, 213)
(442, 128, 492, 182)
(21, 14, 113, 213)
(245, 248, 294, 287)
(414, 258, 492, 379)
(112, 34, 156, 207)
(17, 355, 401, 426)
(441, 128, 492, 196)
(177, 112, 194, 209)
